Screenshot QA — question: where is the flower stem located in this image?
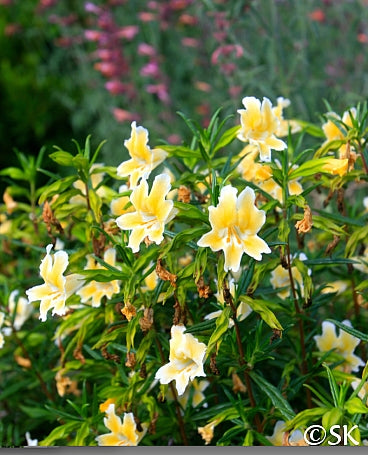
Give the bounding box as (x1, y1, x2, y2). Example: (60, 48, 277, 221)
(223, 279, 263, 434)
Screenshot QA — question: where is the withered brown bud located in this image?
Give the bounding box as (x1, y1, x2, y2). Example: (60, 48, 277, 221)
(156, 259, 177, 287)
(125, 351, 136, 369)
(295, 205, 313, 234)
(178, 185, 191, 203)
(232, 372, 246, 394)
(139, 307, 154, 333)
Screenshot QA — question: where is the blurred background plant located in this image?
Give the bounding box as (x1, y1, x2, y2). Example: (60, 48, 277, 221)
(1, 0, 368, 174)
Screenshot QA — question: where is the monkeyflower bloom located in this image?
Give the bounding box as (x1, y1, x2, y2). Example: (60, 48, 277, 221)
(322, 157, 349, 177)
(237, 96, 287, 162)
(237, 145, 273, 183)
(70, 163, 106, 205)
(8, 290, 33, 330)
(76, 248, 121, 308)
(267, 420, 307, 446)
(155, 325, 207, 396)
(116, 174, 178, 253)
(322, 108, 357, 159)
(314, 320, 364, 373)
(197, 185, 271, 272)
(198, 421, 217, 445)
(96, 404, 147, 446)
(0, 312, 5, 349)
(25, 244, 84, 322)
(272, 97, 302, 137)
(117, 121, 167, 188)
(110, 184, 134, 217)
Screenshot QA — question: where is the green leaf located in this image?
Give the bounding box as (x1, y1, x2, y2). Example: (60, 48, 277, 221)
(73, 421, 90, 446)
(285, 407, 326, 432)
(239, 296, 283, 331)
(0, 166, 26, 180)
(49, 150, 75, 167)
(323, 363, 340, 407)
(173, 201, 209, 223)
(213, 125, 240, 153)
(288, 157, 335, 179)
(39, 421, 81, 446)
(205, 306, 231, 358)
(249, 371, 295, 420)
(38, 175, 79, 204)
(304, 258, 358, 266)
(159, 144, 201, 159)
(326, 319, 368, 342)
(344, 397, 368, 415)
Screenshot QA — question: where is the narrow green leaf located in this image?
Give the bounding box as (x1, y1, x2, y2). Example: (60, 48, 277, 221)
(249, 371, 295, 420)
(239, 296, 283, 331)
(326, 319, 368, 342)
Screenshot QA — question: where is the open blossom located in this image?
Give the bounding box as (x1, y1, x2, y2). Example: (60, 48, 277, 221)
(314, 320, 364, 373)
(25, 244, 84, 322)
(155, 325, 207, 396)
(116, 174, 178, 253)
(322, 157, 349, 176)
(96, 404, 147, 446)
(197, 185, 271, 272)
(117, 121, 167, 188)
(237, 96, 287, 162)
(8, 290, 33, 330)
(76, 248, 121, 308)
(0, 312, 5, 349)
(270, 253, 310, 299)
(237, 145, 273, 183)
(267, 420, 307, 446)
(272, 97, 302, 137)
(70, 163, 107, 205)
(322, 108, 357, 159)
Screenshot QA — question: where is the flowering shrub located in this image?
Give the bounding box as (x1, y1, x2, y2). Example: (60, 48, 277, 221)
(1, 95, 368, 447)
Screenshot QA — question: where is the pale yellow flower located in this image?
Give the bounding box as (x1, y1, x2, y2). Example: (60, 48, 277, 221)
(270, 265, 303, 299)
(198, 421, 216, 445)
(351, 380, 368, 406)
(272, 97, 302, 137)
(167, 378, 210, 409)
(76, 248, 120, 308)
(96, 404, 147, 446)
(363, 197, 368, 213)
(352, 246, 368, 275)
(8, 290, 33, 330)
(0, 214, 12, 234)
(314, 320, 364, 373)
(0, 312, 5, 349)
(322, 157, 349, 177)
(99, 398, 117, 413)
(70, 163, 106, 205)
(197, 185, 271, 272)
(155, 325, 207, 396)
(117, 121, 167, 188)
(321, 280, 348, 294)
(237, 96, 287, 162)
(25, 244, 84, 322)
(116, 174, 178, 253)
(237, 145, 273, 183)
(267, 420, 307, 446)
(55, 369, 80, 397)
(110, 184, 134, 217)
(322, 108, 356, 159)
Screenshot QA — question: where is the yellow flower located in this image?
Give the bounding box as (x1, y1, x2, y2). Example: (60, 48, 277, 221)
(0, 312, 5, 349)
(272, 97, 302, 137)
(321, 280, 348, 294)
(110, 184, 134, 217)
(237, 145, 273, 183)
(116, 173, 178, 253)
(99, 398, 117, 413)
(237, 96, 287, 162)
(3, 189, 17, 214)
(167, 378, 210, 409)
(70, 163, 106, 205)
(8, 290, 33, 330)
(155, 325, 207, 396)
(197, 185, 271, 272)
(198, 421, 216, 445)
(25, 244, 84, 322)
(267, 420, 307, 446)
(314, 320, 364, 373)
(76, 248, 120, 308)
(117, 121, 167, 188)
(322, 108, 356, 158)
(96, 404, 147, 446)
(322, 157, 349, 176)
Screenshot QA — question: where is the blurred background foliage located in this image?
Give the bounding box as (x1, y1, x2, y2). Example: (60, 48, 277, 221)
(1, 0, 368, 170)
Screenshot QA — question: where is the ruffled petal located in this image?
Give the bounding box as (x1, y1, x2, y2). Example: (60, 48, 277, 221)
(242, 234, 271, 261)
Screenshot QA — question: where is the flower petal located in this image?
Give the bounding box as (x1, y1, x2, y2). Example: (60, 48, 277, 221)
(242, 234, 271, 261)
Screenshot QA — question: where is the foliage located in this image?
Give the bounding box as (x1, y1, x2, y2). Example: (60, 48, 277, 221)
(1, 94, 368, 447)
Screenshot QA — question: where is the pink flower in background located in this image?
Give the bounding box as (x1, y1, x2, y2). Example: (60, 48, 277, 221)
(112, 108, 139, 123)
(84, 2, 101, 14)
(138, 12, 156, 22)
(211, 44, 243, 65)
(138, 43, 156, 56)
(85, 29, 101, 41)
(105, 80, 130, 95)
(116, 25, 139, 40)
(181, 37, 199, 47)
(146, 84, 170, 104)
